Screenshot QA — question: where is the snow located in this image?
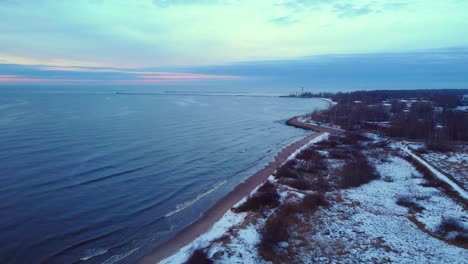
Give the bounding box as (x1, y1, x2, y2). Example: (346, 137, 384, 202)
(160, 136, 468, 264)
(417, 148, 468, 191)
(398, 143, 468, 200)
(455, 105, 468, 111)
(361, 132, 381, 140)
(296, 154, 468, 263)
(286, 133, 329, 162)
(320, 97, 337, 105)
(160, 209, 247, 264)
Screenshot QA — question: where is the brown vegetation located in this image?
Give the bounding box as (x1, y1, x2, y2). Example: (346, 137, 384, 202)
(233, 181, 280, 213)
(339, 155, 379, 188)
(396, 196, 425, 213)
(437, 218, 468, 248)
(259, 192, 329, 262)
(185, 249, 213, 264)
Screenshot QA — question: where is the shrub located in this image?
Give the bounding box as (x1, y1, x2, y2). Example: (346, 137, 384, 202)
(396, 196, 425, 213)
(437, 218, 468, 246)
(275, 166, 297, 179)
(296, 148, 319, 160)
(185, 249, 213, 264)
(259, 203, 297, 261)
(298, 193, 328, 214)
(328, 148, 349, 159)
(421, 178, 444, 188)
(315, 138, 338, 148)
(295, 149, 326, 173)
(234, 182, 280, 212)
(258, 180, 276, 193)
(281, 178, 313, 191)
(341, 133, 370, 145)
(339, 156, 379, 188)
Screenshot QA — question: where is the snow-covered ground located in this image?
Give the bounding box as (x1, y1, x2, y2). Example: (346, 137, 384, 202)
(298, 154, 467, 263)
(415, 146, 467, 191)
(402, 143, 468, 198)
(161, 135, 468, 264)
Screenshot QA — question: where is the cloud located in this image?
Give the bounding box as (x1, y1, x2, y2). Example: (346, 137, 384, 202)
(278, 0, 410, 19)
(270, 16, 297, 25)
(0, 64, 241, 85)
(332, 3, 374, 18)
(167, 47, 468, 89)
(1, 47, 467, 90)
(152, 0, 235, 7)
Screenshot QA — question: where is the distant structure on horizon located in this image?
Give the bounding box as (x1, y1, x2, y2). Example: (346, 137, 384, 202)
(291, 87, 305, 97)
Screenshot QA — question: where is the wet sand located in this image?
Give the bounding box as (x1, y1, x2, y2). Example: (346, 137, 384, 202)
(137, 130, 326, 264)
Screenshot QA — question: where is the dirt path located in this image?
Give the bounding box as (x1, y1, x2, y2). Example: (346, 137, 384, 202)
(286, 116, 345, 135)
(137, 131, 325, 264)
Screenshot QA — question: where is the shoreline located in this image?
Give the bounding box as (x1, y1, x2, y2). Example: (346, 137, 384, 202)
(137, 129, 326, 264)
(286, 116, 345, 135)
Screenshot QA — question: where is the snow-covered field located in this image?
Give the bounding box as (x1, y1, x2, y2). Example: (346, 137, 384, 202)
(414, 145, 468, 191)
(161, 135, 468, 264)
(301, 154, 467, 263)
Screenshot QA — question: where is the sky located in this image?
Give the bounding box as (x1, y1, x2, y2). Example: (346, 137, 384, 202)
(0, 0, 468, 90)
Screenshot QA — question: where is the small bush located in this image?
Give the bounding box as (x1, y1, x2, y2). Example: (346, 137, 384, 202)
(315, 173, 331, 192)
(341, 133, 370, 145)
(382, 175, 394, 182)
(396, 196, 425, 213)
(426, 139, 453, 153)
(339, 156, 379, 188)
(296, 148, 319, 160)
(315, 138, 339, 148)
(328, 148, 349, 159)
(439, 218, 466, 233)
(185, 249, 213, 264)
(421, 178, 444, 188)
(295, 149, 326, 173)
(275, 164, 298, 179)
(281, 178, 313, 191)
(298, 193, 328, 213)
(374, 140, 389, 148)
(234, 182, 280, 212)
(437, 218, 468, 246)
(259, 203, 297, 261)
(258, 180, 276, 193)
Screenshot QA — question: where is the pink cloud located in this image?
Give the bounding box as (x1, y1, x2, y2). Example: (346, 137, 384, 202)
(140, 73, 241, 80)
(0, 75, 99, 83)
(0, 71, 241, 84)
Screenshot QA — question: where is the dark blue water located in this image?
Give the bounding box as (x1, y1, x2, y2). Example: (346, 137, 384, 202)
(0, 87, 326, 263)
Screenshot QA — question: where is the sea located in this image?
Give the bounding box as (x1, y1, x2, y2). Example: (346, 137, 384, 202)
(0, 86, 327, 263)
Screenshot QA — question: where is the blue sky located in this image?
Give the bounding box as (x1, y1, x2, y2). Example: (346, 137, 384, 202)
(0, 0, 467, 89)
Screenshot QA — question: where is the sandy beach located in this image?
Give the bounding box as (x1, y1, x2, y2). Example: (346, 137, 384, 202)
(137, 129, 325, 264)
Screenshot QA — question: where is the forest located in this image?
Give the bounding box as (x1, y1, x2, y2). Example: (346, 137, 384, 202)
(302, 89, 468, 150)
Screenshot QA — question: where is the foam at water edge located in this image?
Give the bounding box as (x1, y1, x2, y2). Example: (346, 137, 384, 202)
(164, 179, 228, 218)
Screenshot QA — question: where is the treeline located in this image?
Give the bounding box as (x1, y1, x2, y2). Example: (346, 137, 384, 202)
(296, 89, 467, 108)
(307, 89, 468, 149)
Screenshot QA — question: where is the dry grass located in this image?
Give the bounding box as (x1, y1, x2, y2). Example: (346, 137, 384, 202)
(339, 155, 379, 189)
(233, 181, 280, 213)
(437, 218, 468, 248)
(185, 248, 213, 264)
(396, 196, 425, 213)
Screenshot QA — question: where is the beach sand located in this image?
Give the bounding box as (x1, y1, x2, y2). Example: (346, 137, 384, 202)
(137, 129, 325, 264)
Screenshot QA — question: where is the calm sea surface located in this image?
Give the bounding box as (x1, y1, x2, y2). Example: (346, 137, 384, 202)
(0, 87, 326, 263)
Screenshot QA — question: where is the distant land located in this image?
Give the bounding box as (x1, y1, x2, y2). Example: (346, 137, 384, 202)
(146, 89, 468, 264)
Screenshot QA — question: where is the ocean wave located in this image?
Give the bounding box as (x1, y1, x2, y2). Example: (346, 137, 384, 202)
(80, 248, 109, 261)
(101, 247, 140, 264)
(164, 179, 227, 218)
(0, 99, 29, 110)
